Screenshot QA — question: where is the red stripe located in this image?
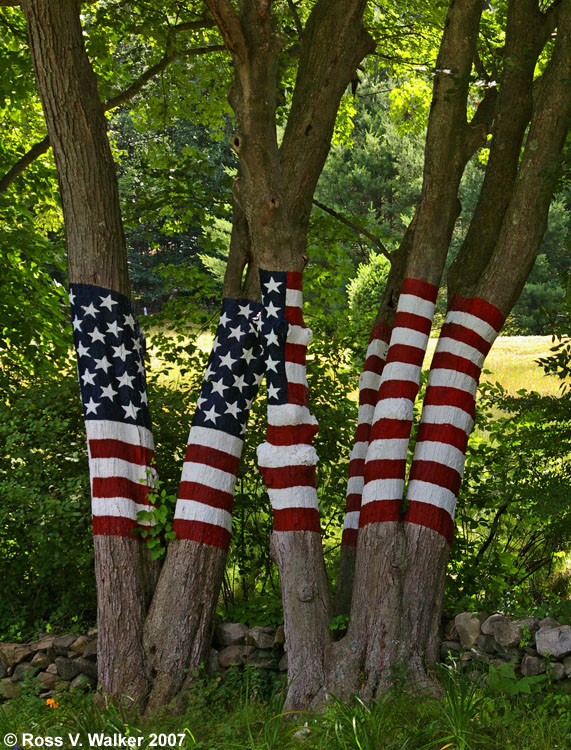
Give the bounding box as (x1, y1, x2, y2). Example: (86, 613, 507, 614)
(259, 464, 316, 489)
(440, 322, 492, 356)
(360, 388, 378, 406)
(430, 352, 482, 382)
(288, 381, 309, 405)
(369, 418, 412, 442)
(393, 311, 432, 335)
(92, 477, 151, 504)
(184, 444, 240, 475)
(416, 422, 468, 452)
(370, 322, 392, 343)
(342, 528, 358, 547)
(359, 499, 401, 526)
(364, 354, 385, 375)
(267, 423, 318, 445)
(173, 519, 231, 549)
(92, 516, 138, 537)
(404, 501, 454, 544)
(378, 378, 418, 402)
(355, 423, 373, 443)
(386, 344, 425, 367)
(177, 482, 234, 511)
(409, 460, 462, 495)
(273, 507, 321, 532)
(287, 271, 303, 291)
(285, 306, 304, 326)
(424, 386, 476, 418)
(364, 459, 407, 483)
(345, 493, 362, 513)
(450, 295, 504, 331)
(348, 459, 364, 478)
(285, 342, 307, 365)
(401, 278, 438, 301)
(89, 439, 155, 466)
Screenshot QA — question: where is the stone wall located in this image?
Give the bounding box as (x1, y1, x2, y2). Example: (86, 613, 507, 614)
(1, 613, 570, 701)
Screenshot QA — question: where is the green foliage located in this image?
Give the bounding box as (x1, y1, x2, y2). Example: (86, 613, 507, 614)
(486, 663, 545, 698)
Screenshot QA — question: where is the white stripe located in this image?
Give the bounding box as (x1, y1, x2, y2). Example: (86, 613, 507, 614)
(257, 442, 318, 468)
(362, 478, 405, 504)
(428, 368, 478, 394)
(373, 397, 414, 423)
(286, 288, 303, 309)
(89, 457, 157, 484)
(436, 338, 486, 368)
(446, 309, 499, 343)
(347, 475, 364, 495)
(187, 426, 243, 458)
(268, 404, 317, 426)
(397, 293, 435, 320)
(366, 338, 389, 361)
(287, 324, 312, 346)
(421, 405, 474, 434)
(180, 462, 237, 493)
(412, 441, 466, 475)
(285, 361, 308, 385)
(406, 480, 457, 517)
(357, 404, 375, 424)
(389, 326, 429, 351)
(382, 361, 422, 384)
(366, 438, 410, 462)
(86, 420, 154, 450)
(343, 511, 360, 530)
(359, 370, 381, 391)
(267, 485, 318, 510)
(91, 497, 151, 523)
(175, 499, 232, 531)
(350, 441, 368, 461)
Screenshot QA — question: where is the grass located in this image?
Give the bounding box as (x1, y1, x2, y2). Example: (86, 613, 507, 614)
(1, 667, 570, 750)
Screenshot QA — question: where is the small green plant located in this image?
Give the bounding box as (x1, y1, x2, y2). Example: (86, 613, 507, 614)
(137, 486, 177, 560)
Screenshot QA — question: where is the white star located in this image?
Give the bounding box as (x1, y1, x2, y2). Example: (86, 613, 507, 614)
(123, 401, 140, 420)
(196, 395, 206, 410)
(76, 341, 90, 358)
(140, 390, 148, 405)
(107, 320, 123, 337)
(267, 383, 281, 400)
(81, 369, 96, 386)
(94, 355, 112, 373)
(233, 373, 247, 392)
(132, 338, 142, 354)
(243, 347, 256, 364)
(117, 371, 135, 389)
(69, 289, 76, 305)
(84, 397, 100, 415)
(203, 405, 219, 424)
(112, 343, 129, 361)
(229, 324, 243, 341)
(265, 301, 280, 318)
(212, 337, 221, 352)
(219, 352, 236, 370)
(264, 276, 282, 294)
(100, 383, 117, 400)
(266, 355, 279, 373)
(72, 317, 82, 331)
(265, 330, 279, 347)
(99, 294, 118, 311)
(219, 311, 231, 327)
(204, 363, 215, 381)
(123, 313, 136, 328)
(253, 372, 264, 385)
(238, 303, 252, 317)
(225, 401, 241, 419)
(88, 326, 105, 344)
(136, 360, 145, 374)
(211, 378, 227, 397)
(81, 302, 98, 317)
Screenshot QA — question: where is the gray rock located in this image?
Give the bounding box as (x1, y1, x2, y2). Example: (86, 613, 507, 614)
(279, 653, 288, 672)
(520, 654, 546, 677)
(548, 662, 566, 681)
(440, 641, 462, 661)
(246, 627, 275, 650)
(513, 618, 541, 644)
(55, 656, 81, 681)
(70, 673, 95, 691)
(562, 655, 571, 677)
(536, 625, 571, 658)
(246, 649, 278, 669)
(31, 652, 51, 669)
(476, 635, 496, 654)
(481, 614, 506, 635)
(218, 645, 255, 668)
(53, 635, 77, 655)
(274, 625, 285, 645)
(455, 613, 481, 647)
(539, 617, 560, 630)
(214, 622, 249, 648)
(82, 639, 97, 660)
(208, 649, 221, 674)
(0, 677, 21, 699)
(489, 617, 523, 648)
(29, 636, 55, 652)
(11, 662, 37, 682)
(46, 663, 58, 675)
(0, 643, 32, 668)
(494, 645, 522, 662)
(74, 658, 97, 680)
(70, 635, 91, 654)
(36, 671, 58, 691)
(0, 662, 7, 680)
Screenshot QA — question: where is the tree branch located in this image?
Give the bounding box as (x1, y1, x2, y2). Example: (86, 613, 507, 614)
(0, 45, 226, 192)
(204, 0, 247, 60)
(312, 199, 391, 259)
(286, 0, 303, 38)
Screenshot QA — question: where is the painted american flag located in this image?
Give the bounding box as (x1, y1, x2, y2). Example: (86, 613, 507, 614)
(69, 283, 155, 537)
